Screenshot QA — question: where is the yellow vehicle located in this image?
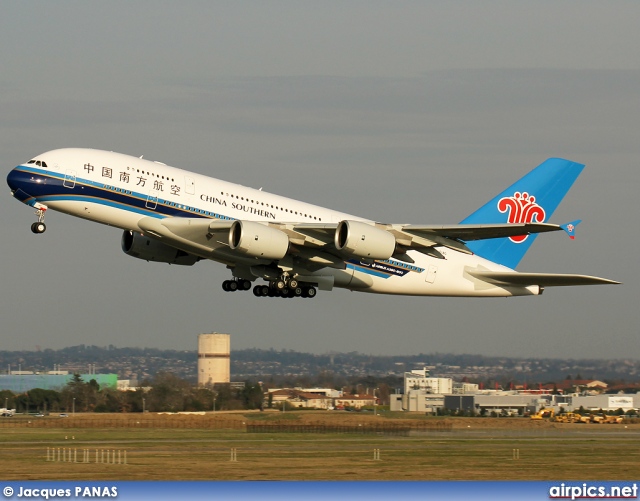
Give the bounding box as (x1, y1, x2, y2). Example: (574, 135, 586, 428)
(554, 412, 581, 423)
(531, 408, 555, 420)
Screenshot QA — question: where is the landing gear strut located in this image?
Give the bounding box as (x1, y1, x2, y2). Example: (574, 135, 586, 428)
(31, 207, 47, 234)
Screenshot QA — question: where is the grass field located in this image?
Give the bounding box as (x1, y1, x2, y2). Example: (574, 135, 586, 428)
(0, 412, 638, 480)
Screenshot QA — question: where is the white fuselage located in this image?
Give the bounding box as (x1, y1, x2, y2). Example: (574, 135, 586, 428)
(9, 148, 536, 297)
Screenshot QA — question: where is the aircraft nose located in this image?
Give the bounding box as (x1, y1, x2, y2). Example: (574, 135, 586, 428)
(7, 167, 20, 192)
(7, 167, 34, 203)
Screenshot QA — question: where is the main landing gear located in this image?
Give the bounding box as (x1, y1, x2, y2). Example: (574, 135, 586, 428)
(252, 280, 317, 299)
(260, 274, 317, 298)
(221, 276, 317, 298)
(30, 207, 48, 234)
(222, 279, 252, 292)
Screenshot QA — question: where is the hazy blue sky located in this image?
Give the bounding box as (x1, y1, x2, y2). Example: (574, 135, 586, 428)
(2, 2, 638, 359)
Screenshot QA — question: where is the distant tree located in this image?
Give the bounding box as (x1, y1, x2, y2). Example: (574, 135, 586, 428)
(23, 388, 61, 413)
(62, 373, 86, 411)
(94, 388, 123, 413)
(146, 372, 191, 412)
(240, 382, 264, 410)
(121, 389, 145, 413)
(376, 384, 391, 406)
(0, 390, 15, 409)
(213, 384, 237, 410)
(188, 388, 214, 412)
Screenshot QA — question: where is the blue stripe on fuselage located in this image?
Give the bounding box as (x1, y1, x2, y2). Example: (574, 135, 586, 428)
(8, 166, 233, 222)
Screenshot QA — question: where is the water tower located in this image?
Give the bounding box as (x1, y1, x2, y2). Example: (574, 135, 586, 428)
(197, 333, 230, 387)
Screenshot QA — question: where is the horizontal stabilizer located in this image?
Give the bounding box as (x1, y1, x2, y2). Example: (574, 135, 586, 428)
(469, 270, 620, 287)
(402, 222, 562, 241)
(560, 219, 581, 240)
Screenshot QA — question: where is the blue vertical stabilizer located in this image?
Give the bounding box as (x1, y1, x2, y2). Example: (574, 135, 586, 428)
(460, 158, 584, 269)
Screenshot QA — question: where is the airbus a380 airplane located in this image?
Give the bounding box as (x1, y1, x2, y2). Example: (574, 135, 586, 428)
(7, 148, 618, 298)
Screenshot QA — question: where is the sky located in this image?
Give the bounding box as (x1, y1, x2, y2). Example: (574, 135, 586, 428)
(1, 1, 638, 360)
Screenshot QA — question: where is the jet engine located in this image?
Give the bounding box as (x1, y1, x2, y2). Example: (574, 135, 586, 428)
(121, 230, 200, 265)
(229, 220, 289, 260)
(334, 220, 396, 260)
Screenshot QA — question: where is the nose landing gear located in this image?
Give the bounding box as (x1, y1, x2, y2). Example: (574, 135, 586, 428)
(30, 206, 48, 234)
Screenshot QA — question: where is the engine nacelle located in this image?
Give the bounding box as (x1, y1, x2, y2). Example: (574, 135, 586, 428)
(121, 231, 199, 265)
(334, 220, 396, 260)
(229, 220, 289, 260)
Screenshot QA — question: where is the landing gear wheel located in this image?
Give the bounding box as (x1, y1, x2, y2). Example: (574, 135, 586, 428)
(289, 279, 298, 289)
(305, 286, 317, 298)
(222, 280, 238, 291)
(275, 279, 286, 290)
(31, 222, 46, 234)
(241, 279, 252, 291)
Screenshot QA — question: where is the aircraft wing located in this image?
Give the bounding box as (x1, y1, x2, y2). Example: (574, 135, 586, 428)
(135, 217, 569, 263)
(137, 217, 239, 264)
(468, 270, 621, 287)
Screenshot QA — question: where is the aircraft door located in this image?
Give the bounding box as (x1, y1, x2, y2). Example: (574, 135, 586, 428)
(185, 176, 195, 195)
(425, 265, 438, 284)
(146, 191, 158, 210)
(63, 170, 76, 189)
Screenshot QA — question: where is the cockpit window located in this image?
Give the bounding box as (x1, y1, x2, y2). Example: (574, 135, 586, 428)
(26, 159, 46, 167)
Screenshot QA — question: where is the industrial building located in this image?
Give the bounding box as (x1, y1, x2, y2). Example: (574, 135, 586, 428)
(404, 367, 453, 394)
(266, 388, 375, 410)
(0, 372, 117, 393)
(197, 333, 231, 387)
(390, 367, 640, 415)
